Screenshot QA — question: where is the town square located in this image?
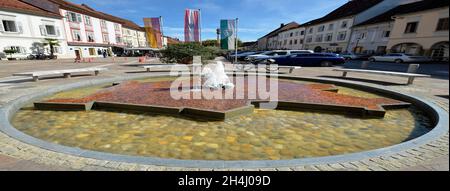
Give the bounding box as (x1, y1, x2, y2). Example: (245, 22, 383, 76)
(0, 0, 448, 174)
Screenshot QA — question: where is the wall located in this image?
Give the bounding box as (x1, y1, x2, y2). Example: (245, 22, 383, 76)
(0, 10, 69, 58)
(387, 7, 449, 55)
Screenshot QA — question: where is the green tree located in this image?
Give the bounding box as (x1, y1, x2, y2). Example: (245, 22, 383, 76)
(202, 39, 219, 47)
(43, 38, 60, 59)
(160, 42, 225, 64)
(3, 49, 17, 59)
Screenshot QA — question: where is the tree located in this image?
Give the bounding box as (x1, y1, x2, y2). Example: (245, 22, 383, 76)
(43, 38, 60, 59)
(160, 42, 225, 64)
(3, 49, 17, 59)
(202, 39, 219, 47)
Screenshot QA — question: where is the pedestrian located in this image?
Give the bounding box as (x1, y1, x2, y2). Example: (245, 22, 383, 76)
(102, 50, 107, 58)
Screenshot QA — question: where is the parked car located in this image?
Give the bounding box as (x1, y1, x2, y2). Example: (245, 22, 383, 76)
(259, 53, 346, 67)
(369, 53, 432, 63)
(229, 51, 262, 61)
(0, 52, 6, 60)
(245, 50, 314, 61)
(340, 52, 371, 60)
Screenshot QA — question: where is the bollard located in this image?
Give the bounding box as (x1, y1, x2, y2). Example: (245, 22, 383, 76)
(407, 64, 420, 73)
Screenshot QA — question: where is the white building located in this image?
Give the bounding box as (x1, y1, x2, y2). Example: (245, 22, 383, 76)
(303, 0, 421, 53)
(0, 0, 69, 59)
(275, 26, 306, 50)
(49, 0, 125, 59)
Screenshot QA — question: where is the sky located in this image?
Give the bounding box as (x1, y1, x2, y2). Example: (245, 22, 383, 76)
(69, 0, 348, 42)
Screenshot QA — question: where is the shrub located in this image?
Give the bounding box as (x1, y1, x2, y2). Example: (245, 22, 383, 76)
(160, 43, 224, 64)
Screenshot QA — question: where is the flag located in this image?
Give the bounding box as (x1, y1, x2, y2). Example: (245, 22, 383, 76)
(220, 19, 237, 50)
(144, 17, 163, 48)
(184, 9, 201, 42)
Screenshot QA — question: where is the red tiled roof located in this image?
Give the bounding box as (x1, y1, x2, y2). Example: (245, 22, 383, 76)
(355, 0, 450, 27)
(260, 22, 300, 39)
(0, 0, 61, 18)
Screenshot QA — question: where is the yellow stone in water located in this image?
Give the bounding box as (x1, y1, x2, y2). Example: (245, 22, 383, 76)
(158, 140, 168, 145)
(194, 142, 206, 147)
(75, 134, 90, 138)
(226, 136, 236, 143)
(199, 132, 207, 137)
(102, 144, 111, 148)
(183, 136, 193, 141)
(246, 131, 255, 136)
(274, 144, 284, 149)
(207, 143, 219, 149)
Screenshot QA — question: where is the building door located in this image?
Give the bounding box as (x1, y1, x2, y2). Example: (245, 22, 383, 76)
(74, 49, 81, 59)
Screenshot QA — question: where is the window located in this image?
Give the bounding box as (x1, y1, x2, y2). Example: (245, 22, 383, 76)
(295, 31, 299, 36)
(360, 32, 367, 39)
(100, 20, 107, 28)
(116, 36, 122, 43)
(328, 24, 334, 31)
(290, 32, 293, 37)
(114, 23, 120, 30)
(404, 22, 418, 33)
(45, 25, 56, 35)
(315, 34, 323, 42)
(436, 17, 449, 31)
(300, 39, 304, 44)
(2, 20, 17, 32)
(300, 30, 304, 35)
(309, 28, 313, 34)
(102, 34, 109, 43)
(85, 16, 92, 26)
(72, 30, 82, 41)
(284, 40, 287, 45)
(383, 31, 391, 38)
(289, 40, 293, 45)
(86, 32, 95, 42)
(337, 31, 347, 41)
(325, 33, 333, 42)
(294, 39, 298, 44)
(341, 21, 348, 28)
(318, 25, 325, 32)
(89, 48, 96, 56)
(306, 36, 312, 43)
(68, 12, 82, 23)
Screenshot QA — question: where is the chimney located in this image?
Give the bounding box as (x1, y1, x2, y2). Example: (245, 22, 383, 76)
(280, 23, 285, 28)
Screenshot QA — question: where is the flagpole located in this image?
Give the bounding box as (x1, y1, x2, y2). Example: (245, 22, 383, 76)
(199, 9, 202, 45)
(160, 16, 164, 48)
(234, 18, 238, 63)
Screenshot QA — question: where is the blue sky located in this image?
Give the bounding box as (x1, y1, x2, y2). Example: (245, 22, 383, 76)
(69, 0, 348, 42)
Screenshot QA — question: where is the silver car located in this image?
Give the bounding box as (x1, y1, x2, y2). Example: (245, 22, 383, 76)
(246, 50, 314, 61)
(369, 53, 432, 63)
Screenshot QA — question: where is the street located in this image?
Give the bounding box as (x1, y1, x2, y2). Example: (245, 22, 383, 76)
(342, 60, 449, 79)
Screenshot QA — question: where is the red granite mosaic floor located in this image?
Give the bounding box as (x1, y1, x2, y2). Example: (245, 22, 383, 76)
(44, 77, 410, 113)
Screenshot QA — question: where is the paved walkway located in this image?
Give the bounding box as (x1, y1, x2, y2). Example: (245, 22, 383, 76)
(0, 58, 448, 171)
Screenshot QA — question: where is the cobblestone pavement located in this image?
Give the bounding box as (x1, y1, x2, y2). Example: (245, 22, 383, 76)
(0, 58, 448, 171)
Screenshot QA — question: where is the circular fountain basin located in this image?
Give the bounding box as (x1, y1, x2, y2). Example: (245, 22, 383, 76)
(1, 74, 447, 168)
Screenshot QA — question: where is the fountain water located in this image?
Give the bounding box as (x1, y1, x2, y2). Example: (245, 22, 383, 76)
(202, 61, 235, 89)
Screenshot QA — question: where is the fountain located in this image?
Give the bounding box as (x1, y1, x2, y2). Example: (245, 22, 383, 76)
(201, 61, 235, 89)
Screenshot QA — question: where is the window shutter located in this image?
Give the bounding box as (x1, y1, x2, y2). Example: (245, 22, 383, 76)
(17, 22, 23, 34)
(39, 25, 47, 36)
(56, 27, 61, 36)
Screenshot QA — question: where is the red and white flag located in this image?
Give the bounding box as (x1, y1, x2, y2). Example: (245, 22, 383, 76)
(184, 9, 201, 42)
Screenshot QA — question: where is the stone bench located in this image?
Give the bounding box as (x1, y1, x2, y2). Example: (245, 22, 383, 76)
(333, 63, 430, 85)
(232, 64, 302, 74)
(13, 67, 108, 82)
